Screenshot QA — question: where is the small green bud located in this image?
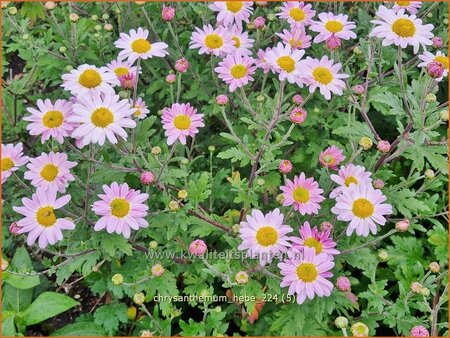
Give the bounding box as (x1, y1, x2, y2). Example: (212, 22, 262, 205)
(232, 224, 240, 234)
(377, 250, 388, 262)
(426, 12, 433, 18)
(256, 95, 265, 102)
(199, 289, 210, 298)
(91, 14, 99, 21)
(359, 136, 373, 150)
(149, 240, 158, 249)
(444, 19, 449, 25)
(257, 178, 265, 186)
(22, 34, 29, 40)
(95, 24, 102, 31)
(208, 145, 216, 153)
(65, 65, 73, 72)
(69, 13, 79, 22)
(133, 292, 145, 305)
(439, 109, 448, 121)
(424, 169, 435, 179)
(235, 271, 249, 285)
(425, 93, 436, 103)
(353, 46, 363, 55)
(151, 146, 161, 155)
(102, 13, 110, 20)
(8, 6, 17, 15)
(313, 107, 320, 113)
(118, 91, 129, 99)
(213, 306, 222, 313)
(59, 46, 67, 53)
(112, 273, 124, 286)
(267, 13, 276, 21)
(420, 287, 430, 296)
(334, 316, 348, 329)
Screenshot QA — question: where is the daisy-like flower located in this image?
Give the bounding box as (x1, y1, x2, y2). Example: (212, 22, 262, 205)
(25, 99, 74, 144)
(310, 13, 356, 43)
(215, 52, 257, 92)
(161, 103, 204, 145)
(331, 183, 393, 237)
(131, 97, 150, 119)
(229, 25, 255, 56)
(276, 28, 312, 49)
(189, 24, 234, 56)
(319, 145, 345, 170)
(61, 64, 119, 96)
(208, 1, 253, 27)
(280, 172, 325, 215)
(69, 92, 136, 146)
(1, 143, 29, 184)
(329, 164, 372, 198)
(106, 59, 139, 79)
(299, 56, 349, 100)
(291, 222, 339, 257)
(114, 27, 169, 64)
(13, 188, 75, 248)
(418, 51, 449, 81)
(265, 42, 305, 84)
(92, 182, 149, 239)
(238, 208, 293, 266)
(256, 48, 274, 74)
(278, 247, 334, 304)
(24, 152, 76, 193)
(391, 1, 422, 15)
(277, 2, 316, 28)
(369, 5, 434, 54)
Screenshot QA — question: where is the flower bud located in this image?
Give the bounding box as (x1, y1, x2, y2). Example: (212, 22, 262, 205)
(426, 62, 444, 80)
(420, 287, 430, 296)
(166, 73, 176, 84)
(59, 46, 67, 53)
(133, 292, 145, 305)
(292, 94, 303, 105)
(377, 140, 391, 153)
(44, 1, 56, 10)
(168, 200, 179, 211)
(140, 330, 153, 337)
(216, 94, 229, 106)
(395, 219, 410, 232)
(353, 46, 363, 55)
(208, 145, 216, 153)
(162, 5, 175, 22)
(199, 289, 210, 298)
(359, 137, 373, 150)
(151, 263, 165, 277)
(325, 35, 341, 51)
(189, 239, 207, 256)
(246, 22, 255, 30)
(1, 258, 9, 271)
(1, 2, 9, 9)
(257, 178, 265, 186)
(151, 146, 161, 155)
(118, 91, 129, 99)
(112, 273, 124, 285)
(377, 250, 388, 262)
(102, 13, 109, 20)
(290, 107, 307, 125)
(439, 109, 448, 121)
(336, 276, 351, 292)
(267, 13, 276, 21)
(119, 73, 136, 89)
(410, 325, 430, 337)
(149, 240, 158, 249)
(213, 306, 222, 313)
(9, 222, 20, 235)
(94, 24, 102, 31)
(429, 262, 440, 273)
(334, 316, 348, 329)
(91, 14, 98, 21)
(232, 224, 240, 234)
(235, 271, 249, 284)
(275, 194, 285, 205)
(178, 190, 188, 199)
(444, 18, 449, 25)
(373, 179, 385, 189)
(253, 16, 266, 29)
(140, 171, 155, 185)
(127, 306, 137, 320)
(135, 1, 146, 6)
(256, 1, 268, 6)
(104, 23, 113, 31)
(424, 169, 435, 179)
(352, 84, 365, 95)
(351, 322, 369, 337)
(320, 221, 333, 232)
(432, 36, 443, 48)
(8, 6, 17, 15)
(66, 65, 73, 72)
(411, 282, 423, 293)
(175, 58, 189, 73)
(69, 13, 79, 22)
(425, 93, 437, 103)
(256, 95, 265, 102)
(279, 160, 293, 174)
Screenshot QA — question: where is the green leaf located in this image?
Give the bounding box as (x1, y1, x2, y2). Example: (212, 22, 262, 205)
(188, 172, 211, 206)
(52, 322, 107, 336)
(94, 232, 133, 257)
(93, 303, 128, 336)
(1, 315, 16, 336)
(135, 116, 157, 147)
(19, 292, 79, 326)
(4, 247, 40, 290)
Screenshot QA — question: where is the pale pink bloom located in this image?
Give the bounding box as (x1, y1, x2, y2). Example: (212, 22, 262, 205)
(291, 221, 339, 257)
(140, 171, 155, 185)
(352, 84, 365, 95)
(319, 145, 345, 170)
(395, 219, 410, 231)
(281, 173, 324, 215)
(132, 97, 149, 119)
(427, 61, 445, 79)
(292, 94, 303, 105)
(253, 16, 265, 29)
(377, 140, 391, 153)
(92, 182, 149, 239)
(216, 94, 229, 105)
(290, 107, 307, 124)
(13, 187, 75, 248)
(61, 64, 119, 96)
(114, 27, 169, 63)
(151, 263, 165, 276)
(391, 1, 422, 15)
(166, 73, 176, 84)
(162, 5, 175, 22)
(325, 35, 341, 50)
(256, 48, 273, 74)
(310, 13, 356, 43)
(161, 103, 204, 145)
(24, 152, 76, 193)
(119, 73, 136, 89)
(277, 2, 316, 28)
(189, 239, 207, 255)
(265, 42, 305, 84)
(279, 160, 293, 174)
(278, 247, 334, 304)
(25, 99, 74, 144)
(373, 179, 385, 189)
(9, 222, 20, 235)
(411, 281, 423, 293)
(175, 58, 189, 73)
(215, 52, 256, 92)
(418, 51, 448, 81)
(331, 183, 393, 237)
(106, 59, 139, 79)
(410, 326, 429, 337)
(330, 164, 373, 198)
(208, 1, 253, 27)
(432, 36, 443, 48)
(299, 56, 349, 100)
(228, 25, 255, 56)
(276, 28, 312, 49)
(369, 6, 434, 54)
(238, 208, 292, 266)
(320, 221, 333, 232)
(1, 143, 29, 184)
(189, 24, 234, 56)
(336, 276, 351, 291)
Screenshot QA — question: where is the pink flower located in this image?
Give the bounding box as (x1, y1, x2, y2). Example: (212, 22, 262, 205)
(352, 84, 365, 95)
(292, 94, 303, 105)
(410, 326, 429, 337)
(291, 221, 339, 257)
(161, 103, 204, 145)
(24, 152, 77, 193)
(281, 173, 325, 215)
(377, 140, 391, 153)
(61, 64, 119, 96)
(391, 1, 422, 15)
(256, 48, 273, 74)
(310, 13, 356, 43)
(411, 281, 423, 293)
(189, 239, 207, 256)
(208, 1, 253, 27)
(106, 59, 139, 79)
(319, 145, 345, 170)
(229, 25, 255, 56)
(215, 52, 256, 92)
(140, 171, 155, 185)
(166, 73, 176, 84)
(432, 36, 443, 48)
(119, 73, 136, 89)
(151, 263, 165, 276)
(92, 182, 149, 239)
(278, 247, 334, 304)
(13, 187, 75, 248)
(320, 221, 333, 232)
(279, 160, 293, 174)
(373, 179, 385, 189)
(175, 58, 189, 73)
(325, 35, 341, 50)
(276, 28, 312, 50)
(395, 219, 410, 232)
(1, 143, 29, 184)
(253, 16, 265, 29)
(290, 107, 307, 124)
(132, 97, 150, 119)
(162, 5, 175, 22)
(418, 51, 448, 82)
(216, 94, 229, 105)
(9, 222, 20, 235)
(336, 276, 351, 291)
(277, 2, 316, 28)
(329, 164, 372, 198)
(265, 42, 305, 84)
(189, 24, 234, 56)
(427, 61, 445, 79)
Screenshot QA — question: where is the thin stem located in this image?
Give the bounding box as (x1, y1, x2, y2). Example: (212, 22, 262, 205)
(156, 143, 177, 181)
(340, 229, 398, 254)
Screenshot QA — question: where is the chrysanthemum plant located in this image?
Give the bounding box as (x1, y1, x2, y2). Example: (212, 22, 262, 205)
(2, 1, 448, 336)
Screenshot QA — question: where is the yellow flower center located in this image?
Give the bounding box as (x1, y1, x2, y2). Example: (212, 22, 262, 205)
(396, 1, 411, 6)
(352, 198, 375, 218)
(173, 115, 191, 130)
(296, 262, 318, 282)
(344, 176, 358, 187)
(91, 107, 114, 128)
(434, 56, 449, 70)
(322, 155, 335, 165)
(114, 67, 129, 77)
(2, 157, 14, 171)
(226, 1, 243, 13)
(36, 206, 57, 227)
(325, 20, 344, 33)
(110, 198, 130, 218)
(289, 38, 302, 48)
(312, 67, 333, 85)
(289, 8, 305, 22)
(79, 69, 102, 88)
(42, 110, 64, 128)
(303, 237, 323, 254)
(40, 164, 59, 182)
(131, 38, 152, 54)
(204, 34, 224, 49)
(230, 64, 247, 79)
(134, 108, 142, 117)
(255, 226, 278, 247)
(232, 36, 241, 48)
(392, 18, 416, 37)
(293, 187, 310, 203)
(277, 56, 296, 73)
